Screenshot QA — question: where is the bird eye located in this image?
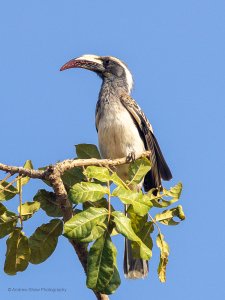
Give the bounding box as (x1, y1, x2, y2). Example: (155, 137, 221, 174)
(104, 59, 110, 66)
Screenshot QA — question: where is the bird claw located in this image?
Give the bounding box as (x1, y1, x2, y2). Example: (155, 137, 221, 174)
(126, 152, 136, 163)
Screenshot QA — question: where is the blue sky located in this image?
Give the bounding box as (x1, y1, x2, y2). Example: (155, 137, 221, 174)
(0, 0, 225, 299)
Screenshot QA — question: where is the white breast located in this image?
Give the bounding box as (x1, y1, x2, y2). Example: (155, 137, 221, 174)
(97, 102, 145, 180)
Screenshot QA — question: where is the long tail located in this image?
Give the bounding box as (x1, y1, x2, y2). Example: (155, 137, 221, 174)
(123, 204, 148, 279)
(124, 237, 148, 279)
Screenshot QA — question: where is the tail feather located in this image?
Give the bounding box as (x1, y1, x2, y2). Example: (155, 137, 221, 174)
(151, 133, 172, 181)
(124, 238, 148, 279)
(143, 167, 161, 192)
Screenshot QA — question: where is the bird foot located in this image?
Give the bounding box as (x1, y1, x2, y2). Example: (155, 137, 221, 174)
(126, 151, 136, 163)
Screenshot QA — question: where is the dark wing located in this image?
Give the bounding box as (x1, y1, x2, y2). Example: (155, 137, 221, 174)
(120, 94, 172, 192)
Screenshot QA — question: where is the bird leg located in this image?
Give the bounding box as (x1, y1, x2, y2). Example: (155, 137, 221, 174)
(126, 151, 136, 163)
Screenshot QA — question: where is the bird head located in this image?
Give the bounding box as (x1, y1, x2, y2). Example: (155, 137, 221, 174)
(60, 54, 134, 93)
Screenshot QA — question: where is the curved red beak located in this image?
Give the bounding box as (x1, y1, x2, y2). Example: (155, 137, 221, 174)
(60, 55, 104, 73)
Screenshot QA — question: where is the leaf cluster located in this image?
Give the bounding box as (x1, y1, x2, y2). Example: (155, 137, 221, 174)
(0, 144, 185, 296)
(0, 161, 63, 275)
(62, 144, 185, 293)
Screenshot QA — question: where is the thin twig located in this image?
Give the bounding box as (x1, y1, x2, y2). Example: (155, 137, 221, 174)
(148, 213, 165, 253)
(0, 175, 23, 193)
(18, 178, 23, 229)
(0, 173, 12, 185)
(148, 213, 162, 236)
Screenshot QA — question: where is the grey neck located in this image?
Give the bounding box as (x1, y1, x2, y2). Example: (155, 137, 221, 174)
(98, 77, 130, 104)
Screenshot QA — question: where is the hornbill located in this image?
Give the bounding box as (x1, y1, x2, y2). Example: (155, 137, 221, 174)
(60, 54, 172, 279)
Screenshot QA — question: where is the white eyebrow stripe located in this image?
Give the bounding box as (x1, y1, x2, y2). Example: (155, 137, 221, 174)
(75, 54, 102, 65)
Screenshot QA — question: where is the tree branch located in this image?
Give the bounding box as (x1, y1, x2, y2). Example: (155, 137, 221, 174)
(0, 163, 44, 178)
(0, 151, 150, 300)
(57, 151, 151, 173)
(0, 151, 150, 179)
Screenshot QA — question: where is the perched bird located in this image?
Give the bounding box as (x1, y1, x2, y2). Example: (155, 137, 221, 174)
(60, 55, 172, 279)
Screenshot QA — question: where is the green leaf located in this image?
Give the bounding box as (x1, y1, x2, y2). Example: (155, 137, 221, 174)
(87, 232, 114, 291)
(151, 196, 178, 208)
(17, 201, 40, 221)
(110, 172, 126, 188)
(17, 160, 33, 188)
(84, 166, 110, 182)
(75, 144, 101, 159)
(80, 223, 107, 243)
(97, 235, 121, 294)
(129, 209, 154, 259)
(0, 181, 18, 201)
(177, 205, 186, 220)
(29, 219, 63, 264)
(0, 202, 7, 214)
(83, 198, 115, 218)
(128, 208, 148, 232)
(83, 198, 109, 210)
(112, 211, 152, 260)
(101, 266, 121, 294)
(0, 204, 18, 238)
(112, 186, 152, 216)
(151, 182, 183, 208)
(64, 207, 108, 242)
(164, 182, 182, 199)
(61, 167, 85, 188)
(68, 182, 108, 204)
(33, 189, 63, 217)
(82, 200, 116, 239)
(4, 229, 30, 275)
(100, 242, 120, 294)
(155, 205, 186, 225)
(132, 221, 154, 259)
(128, 157, 151, 184)
(156, 233, 170, 283)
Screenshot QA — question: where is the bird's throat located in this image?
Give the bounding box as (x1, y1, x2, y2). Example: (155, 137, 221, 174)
(99, 77, 130, 102)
